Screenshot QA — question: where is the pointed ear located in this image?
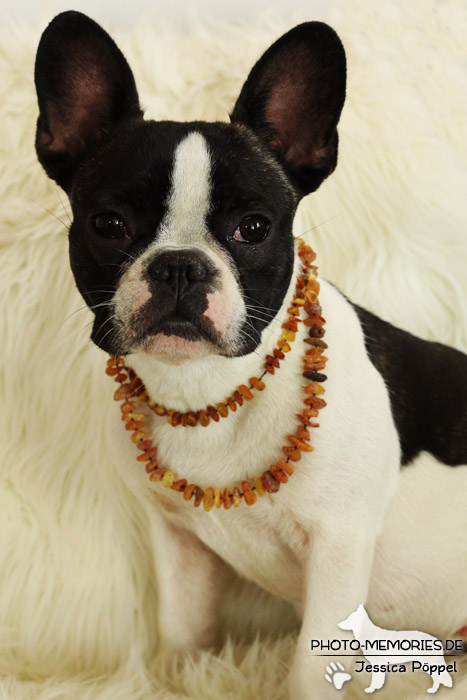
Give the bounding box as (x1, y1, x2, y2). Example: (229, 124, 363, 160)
(230, 22, 346, 196)
(34, 11, 142, 191)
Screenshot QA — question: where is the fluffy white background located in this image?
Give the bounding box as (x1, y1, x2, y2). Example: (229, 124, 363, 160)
(0, 0, 466, 698)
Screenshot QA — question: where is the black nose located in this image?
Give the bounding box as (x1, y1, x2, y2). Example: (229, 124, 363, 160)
(147, 250, 210, 297)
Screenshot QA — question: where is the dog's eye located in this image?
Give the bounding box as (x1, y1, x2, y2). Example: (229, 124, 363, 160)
(233, 216, 270, 243)
(93, 212, 128, 239)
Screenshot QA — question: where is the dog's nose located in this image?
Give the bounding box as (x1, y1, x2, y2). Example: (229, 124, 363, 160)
(147, 250, 210, 297)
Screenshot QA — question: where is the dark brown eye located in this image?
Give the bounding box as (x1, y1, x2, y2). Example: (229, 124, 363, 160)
(93, 212, 128, 239)
(233, 215, 270, 243)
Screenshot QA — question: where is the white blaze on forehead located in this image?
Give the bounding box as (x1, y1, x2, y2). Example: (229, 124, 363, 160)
(159, 131, 212, 244)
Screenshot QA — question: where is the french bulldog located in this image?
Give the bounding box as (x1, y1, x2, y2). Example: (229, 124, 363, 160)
(34, 12, 467, 699)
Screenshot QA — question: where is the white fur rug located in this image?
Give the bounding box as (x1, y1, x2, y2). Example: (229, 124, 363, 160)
(1, 1, 467, 698)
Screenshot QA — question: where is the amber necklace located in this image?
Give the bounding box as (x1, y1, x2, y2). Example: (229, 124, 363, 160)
(107, 240, 328, 510)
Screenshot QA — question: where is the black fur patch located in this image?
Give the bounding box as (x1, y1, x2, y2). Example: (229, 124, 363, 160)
(354, 304, 467, 467)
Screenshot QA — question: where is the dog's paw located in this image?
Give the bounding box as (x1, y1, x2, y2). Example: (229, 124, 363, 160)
(325, 662, 352, 690)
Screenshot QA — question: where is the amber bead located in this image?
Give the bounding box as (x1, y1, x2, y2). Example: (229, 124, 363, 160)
(183, 484, 196, 501)
(238, 385, 253, 400)
(296, 426, 310, 441)
(180, 414, 188, 427)
(130, 430, 147, 443)
(162, 471, 174, 488)
(114, 372, 127, 383)
(273, 349, 285, 360)
(282, 330, 295, 342)
(299, 248, 316, 263)
(232, 487, 242, 508)
(304, 382, 319, 394)
(309, 396, 327, 410)
(307, 326, 325, 338)
(304, 397, 316, 407)
(114, 384, 132, 401)
(242, 481, 257, 506)
(303, 408, 319, 417)
(154, 404, 167, 416)
(282, 446, 302, 462)
(304, 337, 328, 348)
(265, 364, 275, 374)
(206, 405, 220, 422)
(137, 448, 157, 462)
(105, 366, 120, 376)
(249, 377, 265, 391)
(303, 359, 327, 371)
(168, 411, 181, 427)
(186, 412, 198, 427)
(199, 410, 210, 426)
(287, 435, 313, 452)
(193, 486, 204, 507)
(214, 489, 222, 508)
(233, 391, 244, 406)
(125, 420, 145, 430)
(149, 468, 167, 481)
(137, 439, 152, 451)
(217, 403, 229, 418)
(304, 346, 324, 359)
(223, 489, 233, 509)
(282, 321, 298, 332)
(254, 476, 266, 496)
(296, 413, 313, 427)
(276, 459, 294, 476)
(226, 397, 237, 411)
(270, 465, 288, 483)
(203, 487, 215, 512)
(266, 355, 280, 369)
(288, 306, 300, 316)
(303, 371, 327, 382)
(145, 459, 158, 473)
(261, 470, 280, 493)
(121, 401, 137, 414)
(122, 412, 145, 421)
(171, 479, 187, 492)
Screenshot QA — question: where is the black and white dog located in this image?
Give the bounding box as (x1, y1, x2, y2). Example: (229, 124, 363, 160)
(34, 12, 467, 699)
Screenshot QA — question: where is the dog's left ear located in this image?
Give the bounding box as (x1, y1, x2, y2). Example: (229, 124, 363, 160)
(230, 22, 346, 196)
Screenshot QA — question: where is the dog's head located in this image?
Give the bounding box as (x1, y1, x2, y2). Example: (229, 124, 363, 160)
(34, 12, 345, 362)
(337, 603, 367, 634)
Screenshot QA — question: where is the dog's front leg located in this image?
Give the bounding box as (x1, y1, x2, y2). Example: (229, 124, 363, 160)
(146, 505, 223, 655)
(288, 525, 376, 700)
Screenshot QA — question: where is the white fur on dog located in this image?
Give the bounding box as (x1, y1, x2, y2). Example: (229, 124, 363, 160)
(0, 1, 466, 699)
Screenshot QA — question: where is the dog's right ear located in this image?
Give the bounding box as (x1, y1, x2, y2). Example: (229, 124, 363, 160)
(34, 11, 142, 191)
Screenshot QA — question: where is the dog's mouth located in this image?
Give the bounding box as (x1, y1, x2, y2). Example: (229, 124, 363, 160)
(146, 315, 206, 342)
(129, 310, 225, 360)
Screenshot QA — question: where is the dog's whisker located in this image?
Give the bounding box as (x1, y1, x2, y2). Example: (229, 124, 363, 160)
(30, 199, 70, 231)
(294, 213, 341, 239)
(55, 187, 72, 226)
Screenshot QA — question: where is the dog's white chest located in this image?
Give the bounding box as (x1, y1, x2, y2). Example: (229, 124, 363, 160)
(153, 485, 310, 602)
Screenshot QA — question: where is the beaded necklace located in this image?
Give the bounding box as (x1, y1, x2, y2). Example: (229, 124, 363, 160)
(107, 240, 327, 511)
